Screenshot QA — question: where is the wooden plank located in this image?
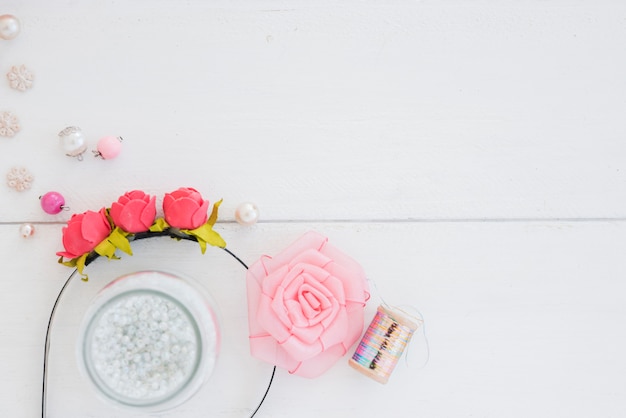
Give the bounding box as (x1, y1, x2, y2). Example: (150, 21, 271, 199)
(1, 221, 624, 417)
(1, 1, 625, 222)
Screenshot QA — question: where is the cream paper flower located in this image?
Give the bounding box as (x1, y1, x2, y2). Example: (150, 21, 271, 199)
(7, 65, 34, 91)
(0, 111, 20, 137)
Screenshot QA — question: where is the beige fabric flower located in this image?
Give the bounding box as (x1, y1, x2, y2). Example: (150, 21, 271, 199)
(0, 111, 20, 137)
(6, 167, 33, 191)
(7, 65, 34, 91)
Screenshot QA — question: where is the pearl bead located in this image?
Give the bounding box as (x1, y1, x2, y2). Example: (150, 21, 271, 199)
(0, 14, 20, 41)
(58, 126, 87, 160)
(19, 223, 35, 238)
(40, 191, 65, 214)
(94, 136, 122, 159)
(235, 202, 259, 226)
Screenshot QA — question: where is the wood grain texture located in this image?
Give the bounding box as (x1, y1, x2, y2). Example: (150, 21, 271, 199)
(1, 1, 625, 221)
(0, 1, 625, 417)
(1, 222, 626, 417)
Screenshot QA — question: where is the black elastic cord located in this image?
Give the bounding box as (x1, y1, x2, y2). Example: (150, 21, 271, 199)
(42, 237, 275, 417)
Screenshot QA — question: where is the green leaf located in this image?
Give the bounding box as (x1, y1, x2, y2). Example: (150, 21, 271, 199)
(183, 222, 227, 254)
(149, 217, 169, 232)
(208, 199, 222, 227)
(58, 253, 89, 281)
(109, 227, 132, 255)
(94, 237, 117, 259)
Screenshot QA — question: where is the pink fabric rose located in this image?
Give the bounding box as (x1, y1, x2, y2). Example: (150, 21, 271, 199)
(56, 208, 112, 259)
(246, 231, 370, 378)
(163, 187, 209, 230)
(109, 190, 157, 233)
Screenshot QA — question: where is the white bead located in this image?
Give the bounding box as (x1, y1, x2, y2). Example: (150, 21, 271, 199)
(19, 223, 34, 238)
(235, 202, 260, 226)
(58, 126, 87, 159)
(0, 15, 20, 41)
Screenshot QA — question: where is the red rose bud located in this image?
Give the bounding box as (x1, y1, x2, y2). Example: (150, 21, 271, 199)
(56, 208, 112, 259)
(110, 190, 157, 233)
(163, 187, 209, 230)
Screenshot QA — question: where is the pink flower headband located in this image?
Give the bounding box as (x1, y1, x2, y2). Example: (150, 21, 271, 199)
(56, 187, 225, 279)
(54, 189, 371, 379)
(52, 187, 369, 378)
(47, 187, 420, 416)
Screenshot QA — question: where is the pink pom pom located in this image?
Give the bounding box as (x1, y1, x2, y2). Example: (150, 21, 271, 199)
(95, 136, 122, 160)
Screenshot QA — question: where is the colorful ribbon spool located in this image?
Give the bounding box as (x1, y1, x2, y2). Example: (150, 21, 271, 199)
(349, 305, 422, 384)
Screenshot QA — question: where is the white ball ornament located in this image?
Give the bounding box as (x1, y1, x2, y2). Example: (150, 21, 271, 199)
(58, 126, 87, 160)
(19, 223, 35, 238)
(235, 202, 260, 226)
(0, 14, 20, 41)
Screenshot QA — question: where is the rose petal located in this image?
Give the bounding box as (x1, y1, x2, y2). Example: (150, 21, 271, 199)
(280, 334, 323, 362)
(109, 202, 123, 224)
(284, 299, 307, 328)
(297, 283, 331, 318)
(118, 200, 150, 233)
(139, 196, 157, 229)
(319, 307, 348, 350)
(127, 190, 147, 200)
(80, 209, 110, 244)
(326, 261, 368, 304)
(315, 274, 346, 305)
(169, 187, 203, 204)
(163, 193, 175, 212)
(281, 271, 305, 301)
(261, 264, 291, 295)
(164, 197, 200, 229)
(190, 199, 209, 229)
(61, 221, 89, 257)
(288, 248, 333, 270)
(259, 232, 329, 276)
(184, 187, 203, 203)
(257, 294, 291, 342)
(269, 285, 292, 329)
(291, 322, 324, 345)
(168, 188, 189, 200)
(117, 195, 130, 205)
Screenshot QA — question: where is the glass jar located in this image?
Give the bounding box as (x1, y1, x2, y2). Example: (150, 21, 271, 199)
(77, 270, 220, 411)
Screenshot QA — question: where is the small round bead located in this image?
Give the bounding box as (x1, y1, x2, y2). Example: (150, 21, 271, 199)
(40, 191, 65, 214)
(94, 136, 122, 159)
(58, 126, 87, 160)
(19, 223, 35, 238)
(0, 14, 20, 41)
(235, 202, 259, 226)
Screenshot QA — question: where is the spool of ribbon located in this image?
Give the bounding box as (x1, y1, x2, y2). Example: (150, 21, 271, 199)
(349, 305, 422, 384)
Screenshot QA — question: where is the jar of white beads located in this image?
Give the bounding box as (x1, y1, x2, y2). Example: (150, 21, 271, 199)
(76, 270, 220, 411)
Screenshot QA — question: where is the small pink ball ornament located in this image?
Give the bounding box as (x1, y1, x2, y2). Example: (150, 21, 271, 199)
(40, 191, 66, 214)
(93, 136, 122, 159)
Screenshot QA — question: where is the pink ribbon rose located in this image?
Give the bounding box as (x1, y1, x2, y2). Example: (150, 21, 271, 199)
(163, 187, 209, 230)
(246, 231, 370, 378)
(56, 208, 112, 259)
(109, 190, 157, 233)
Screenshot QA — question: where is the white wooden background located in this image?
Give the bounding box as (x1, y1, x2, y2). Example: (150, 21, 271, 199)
(1, 1, 625, 417)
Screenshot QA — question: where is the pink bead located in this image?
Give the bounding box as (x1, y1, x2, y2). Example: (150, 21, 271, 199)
(95, 136, 122, 159)
(40, 191, 65, 214)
